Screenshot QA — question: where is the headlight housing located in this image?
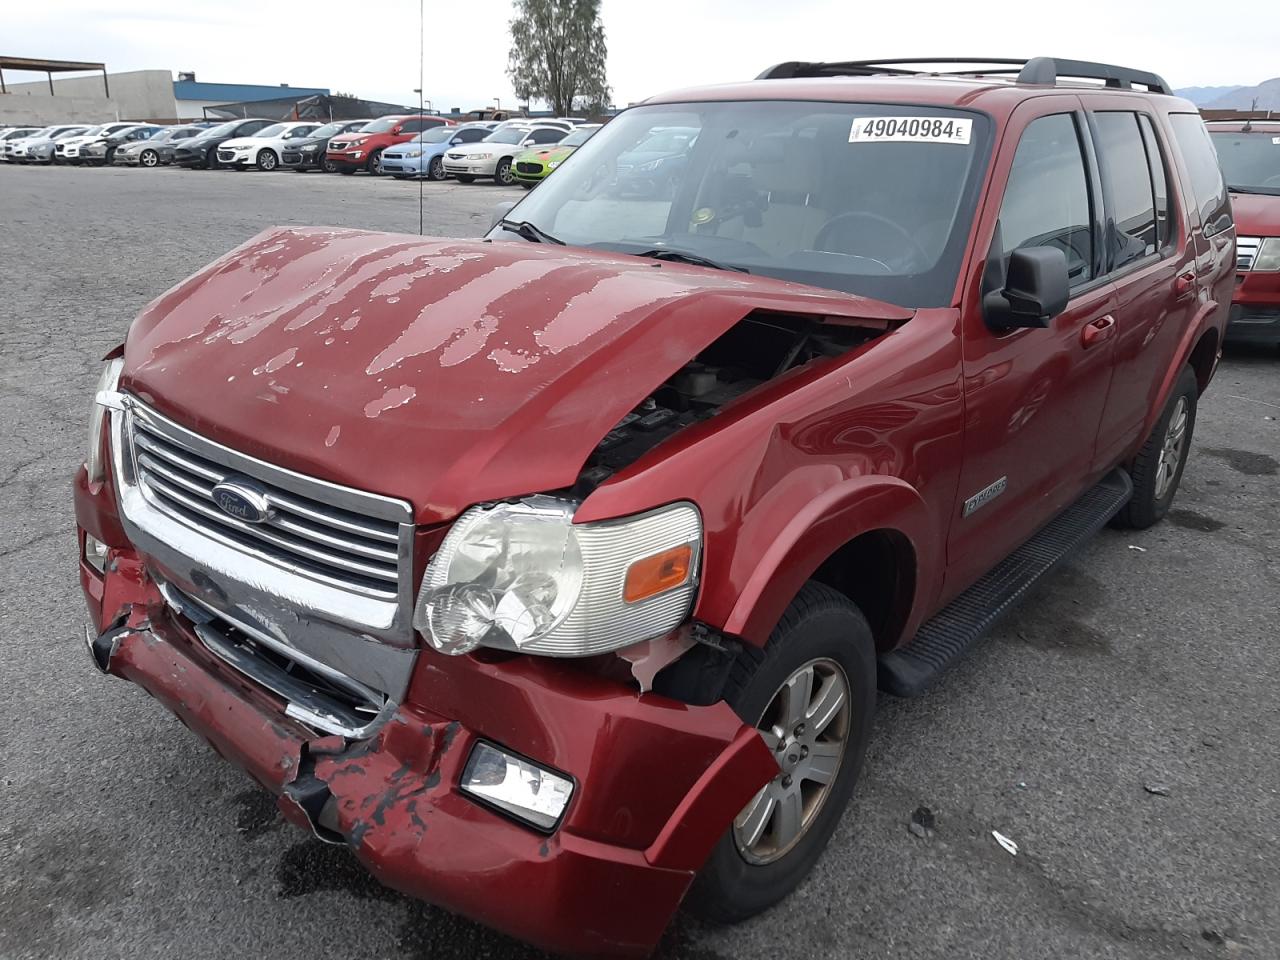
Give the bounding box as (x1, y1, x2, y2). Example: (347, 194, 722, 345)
(1254, 237, 1280, 272)
(471, 152, 492, 160)
(414, 497, 701, 657)
(637, 158, 662, 172)
(403, 149, 422, 158)
(85, 357, 124, 483)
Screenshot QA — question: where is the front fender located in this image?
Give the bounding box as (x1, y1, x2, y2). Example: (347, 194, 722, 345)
(721, 474, 936, 647)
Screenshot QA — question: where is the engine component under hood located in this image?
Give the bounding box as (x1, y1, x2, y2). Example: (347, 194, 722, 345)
(123, 227, 911, 523)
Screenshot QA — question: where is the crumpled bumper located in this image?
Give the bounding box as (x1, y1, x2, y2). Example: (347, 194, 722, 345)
(76, 469, 775, 957)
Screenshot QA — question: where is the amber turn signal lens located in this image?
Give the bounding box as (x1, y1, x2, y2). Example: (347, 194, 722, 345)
(623, 544, 693, 603)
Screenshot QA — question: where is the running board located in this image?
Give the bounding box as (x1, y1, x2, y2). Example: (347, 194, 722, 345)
(878, 468, 1133, 697)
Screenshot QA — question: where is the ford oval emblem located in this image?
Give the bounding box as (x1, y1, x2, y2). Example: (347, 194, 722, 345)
(211, 478, 274, 524)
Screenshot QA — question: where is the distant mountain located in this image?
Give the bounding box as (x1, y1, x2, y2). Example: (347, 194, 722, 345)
(1202, 78, 1280, 111)
(1176, 85, 1244, 106)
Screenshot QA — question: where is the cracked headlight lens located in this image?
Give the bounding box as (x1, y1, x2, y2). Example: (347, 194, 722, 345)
(415, 497, 701, 657)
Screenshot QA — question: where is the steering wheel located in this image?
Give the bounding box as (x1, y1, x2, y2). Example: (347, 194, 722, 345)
(814, 211, 928, 270)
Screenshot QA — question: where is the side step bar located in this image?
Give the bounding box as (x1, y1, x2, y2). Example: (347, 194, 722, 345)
(878, 468, 1133, 697)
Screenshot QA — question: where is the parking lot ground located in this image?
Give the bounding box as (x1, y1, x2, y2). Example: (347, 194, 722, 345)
(1, 163, 1278, 960)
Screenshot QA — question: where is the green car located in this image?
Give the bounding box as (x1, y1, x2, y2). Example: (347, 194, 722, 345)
(512, 124, 600, 188)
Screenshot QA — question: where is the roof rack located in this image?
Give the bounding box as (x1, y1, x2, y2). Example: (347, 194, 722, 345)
(756, 57, 1173, 96)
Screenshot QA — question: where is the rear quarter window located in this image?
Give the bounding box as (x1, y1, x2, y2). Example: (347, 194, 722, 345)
(1169, 114, 1232, 238)
(1094, 112, 1159, 268)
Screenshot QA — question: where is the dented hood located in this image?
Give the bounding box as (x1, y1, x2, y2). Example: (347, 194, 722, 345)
(124, 227, 910, 523)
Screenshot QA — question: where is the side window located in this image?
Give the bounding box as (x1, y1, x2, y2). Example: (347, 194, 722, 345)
(998, 113, 1094, 287)
(1169, 114, 1232, 237)
(530, 128, 562, 144)
(400, 120, 424, 133)
(1094, 112, 1158, 269)
(242, 121, 269, 135)
(459, 128, 487, 142)
(1137, 115, 1170, 249)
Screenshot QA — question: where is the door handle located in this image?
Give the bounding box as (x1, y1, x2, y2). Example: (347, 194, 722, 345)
(1174, 271, 1196, 300)
(1081, 314, 1116, 349)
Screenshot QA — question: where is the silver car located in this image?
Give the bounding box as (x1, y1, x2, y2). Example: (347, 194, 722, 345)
(6, 125, 87, 163)
(112, 126, 205, 167)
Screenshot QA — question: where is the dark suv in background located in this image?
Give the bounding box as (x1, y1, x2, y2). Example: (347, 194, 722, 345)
(1209, 120, 1280, 346)
(173, 118, 273, 169)
(282, 119, 371, 173)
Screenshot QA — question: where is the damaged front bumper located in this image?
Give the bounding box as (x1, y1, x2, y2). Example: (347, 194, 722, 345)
(77, 471, 775, 957)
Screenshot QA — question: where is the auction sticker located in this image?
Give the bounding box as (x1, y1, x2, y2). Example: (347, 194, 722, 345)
(850, 116, 973, 145)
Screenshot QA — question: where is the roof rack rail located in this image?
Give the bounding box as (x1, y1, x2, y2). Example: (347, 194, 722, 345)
(757, 57, 1173, 96)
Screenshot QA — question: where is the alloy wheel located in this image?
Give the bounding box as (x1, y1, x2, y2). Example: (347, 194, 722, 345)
(733, 657, 850, 865)
(140, 150, 158, 167)
(496, 159, 514, 185)
(258, 149, 277, 171)
(1155, 396, 1189, 500)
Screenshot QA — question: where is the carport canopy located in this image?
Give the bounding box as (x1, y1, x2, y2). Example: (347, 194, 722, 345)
(0, 56, 110, 97)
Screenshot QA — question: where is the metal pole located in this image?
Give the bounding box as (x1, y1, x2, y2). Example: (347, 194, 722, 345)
(102, 67, 110, 98)
(48, 70, 55, 95)
(0, 67, 6, 94)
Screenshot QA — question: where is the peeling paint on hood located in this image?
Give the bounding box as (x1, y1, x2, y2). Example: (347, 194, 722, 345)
(123, 226, 911, 524)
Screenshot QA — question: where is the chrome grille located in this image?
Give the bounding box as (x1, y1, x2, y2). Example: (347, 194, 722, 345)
(1238, 236, 1261, 271)
(125, 402, 408, 601)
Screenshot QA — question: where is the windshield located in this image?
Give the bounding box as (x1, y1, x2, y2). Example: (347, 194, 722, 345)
(201, 121, 242, 138)
(1210, 130, 1280, 196)
(308, 122, 345, 139)
(254, 123, 287, 138)
(506, 101, 991, 307)
(76, 125, 104, 136)
(148, 128, 176, 141)
(361, 117, 400, 134)
(485, 127, 530, 144)
(560, 127, 598, 147)
(414, 126, 457, 144)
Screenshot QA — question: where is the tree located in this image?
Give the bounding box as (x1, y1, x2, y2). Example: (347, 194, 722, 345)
(507, 0, 609, 117)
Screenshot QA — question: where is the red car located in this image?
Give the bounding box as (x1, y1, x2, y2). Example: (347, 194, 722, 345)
(77, 57, 1233, 956)
(1208, 120, 1280, 346)
(325, 113, 453, 175)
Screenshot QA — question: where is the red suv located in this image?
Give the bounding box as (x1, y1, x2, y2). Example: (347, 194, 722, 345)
(76, 57, 1233, 956)
(325, 114, 453, 175)
(1208, 120, 1280, 345)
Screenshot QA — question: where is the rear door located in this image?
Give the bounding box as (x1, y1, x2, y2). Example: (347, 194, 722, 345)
(946, 98, 1118, 595)
(1082, 99, 1202, 466)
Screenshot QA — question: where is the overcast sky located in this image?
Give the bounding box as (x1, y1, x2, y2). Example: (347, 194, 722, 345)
(6, 0, 1276, 110)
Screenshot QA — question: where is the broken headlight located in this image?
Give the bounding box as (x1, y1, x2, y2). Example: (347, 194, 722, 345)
(414, 497, 701, 657)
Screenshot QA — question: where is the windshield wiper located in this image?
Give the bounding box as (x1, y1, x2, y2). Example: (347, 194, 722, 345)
(633, 248, 749, 273)
(499, 219, 564, 245)
(1227, 184, 1265, 195)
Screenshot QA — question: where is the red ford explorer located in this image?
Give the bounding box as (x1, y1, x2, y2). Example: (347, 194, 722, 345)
(77, 57, 1233, 956)
(325, 113, 453, 175)
(1208, 120, 1280, 346)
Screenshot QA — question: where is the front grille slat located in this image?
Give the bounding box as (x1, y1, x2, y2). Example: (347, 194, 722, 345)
(138, 469, 400, 585)
(1238, 236, 1261, 272)
(126, 405, 408, 600)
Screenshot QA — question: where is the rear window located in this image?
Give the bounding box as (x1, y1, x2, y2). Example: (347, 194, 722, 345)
(1169, 114, 1232, 237)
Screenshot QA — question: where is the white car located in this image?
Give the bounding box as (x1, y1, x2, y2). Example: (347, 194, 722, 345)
(11, 126, 90, 163)
(55, 122, 142, 163)
(216, 121, 323, 171)
(442, 125, 568, 185)
(0, 127, 41, 159)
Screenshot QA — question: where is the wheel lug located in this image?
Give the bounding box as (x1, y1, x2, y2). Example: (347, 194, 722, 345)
(800, 745, 809, 758)
(782, 775, 793, 788)
(787, 754, 798, 764)
(795, 723, 806, 736)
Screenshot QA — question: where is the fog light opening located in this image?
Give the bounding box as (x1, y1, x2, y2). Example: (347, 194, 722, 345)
(460, 741, 574, 831)
(84, 533, 109, 574)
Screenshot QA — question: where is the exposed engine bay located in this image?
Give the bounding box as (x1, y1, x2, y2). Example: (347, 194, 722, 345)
(575, 311, 885, 491)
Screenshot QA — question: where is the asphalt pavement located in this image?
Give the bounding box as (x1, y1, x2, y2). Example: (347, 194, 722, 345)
(1, 163, 1277, 960)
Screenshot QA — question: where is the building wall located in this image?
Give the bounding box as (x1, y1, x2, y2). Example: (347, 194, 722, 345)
(2, 70, 176, 121)
(0, 92, 116, 124)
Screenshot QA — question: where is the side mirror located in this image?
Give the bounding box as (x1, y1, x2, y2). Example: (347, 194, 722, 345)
(983, 246, 1069, 331)
(489, 200, 518, 231)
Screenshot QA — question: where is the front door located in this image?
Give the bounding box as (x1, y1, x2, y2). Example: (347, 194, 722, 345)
(945, 99, 1118, 599)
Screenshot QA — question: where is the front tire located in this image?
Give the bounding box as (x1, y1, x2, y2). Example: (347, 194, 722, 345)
(686, 582, 876, 924)
(427, 156, 445, 181)
(367, 148, 384, 175)
(256, 148, 278, 171)
(139, 149, 159, 168)
(322, 157, 338, 173)
(1114, 365, 1199, 529)
(494, 157, 515, 185)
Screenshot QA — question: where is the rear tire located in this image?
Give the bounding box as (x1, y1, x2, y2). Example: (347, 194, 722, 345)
(1114, 366, 1199, 529)
(686, 582, 876, 924)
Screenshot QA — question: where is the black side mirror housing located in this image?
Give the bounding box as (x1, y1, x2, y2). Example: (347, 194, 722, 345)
(983, 246, 1070, 331)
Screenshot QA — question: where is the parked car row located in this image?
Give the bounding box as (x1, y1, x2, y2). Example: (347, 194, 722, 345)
(2, 113, 605, 189)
